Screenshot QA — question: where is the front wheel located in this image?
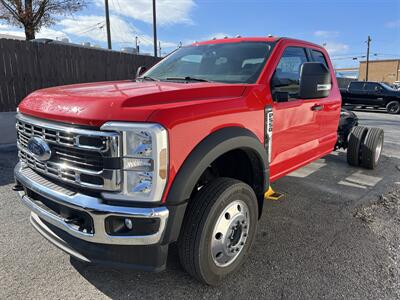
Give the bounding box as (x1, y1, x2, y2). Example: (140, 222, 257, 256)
(386, 101, 400, 114)
(178, 178, 258, 285)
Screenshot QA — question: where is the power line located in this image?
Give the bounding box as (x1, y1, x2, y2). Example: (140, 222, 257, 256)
(73, 22, 105, 36)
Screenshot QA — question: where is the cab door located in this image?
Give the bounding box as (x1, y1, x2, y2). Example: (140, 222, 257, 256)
(269, 46, 321, 180)
(363, 82, 384, 105)
(309, 49, 341, 155)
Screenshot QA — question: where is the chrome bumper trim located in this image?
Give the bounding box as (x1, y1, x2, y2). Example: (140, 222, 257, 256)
(15, 163, 169, 245)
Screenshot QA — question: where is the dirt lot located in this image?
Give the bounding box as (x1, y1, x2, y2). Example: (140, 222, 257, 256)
(0, 111, 399, 299)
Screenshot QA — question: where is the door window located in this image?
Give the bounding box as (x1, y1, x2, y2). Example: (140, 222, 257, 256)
(311, 50, 328, 67)
(349, 82, 364, 91)
(271, 47, 308, 100)
(364, 83, 381, 92)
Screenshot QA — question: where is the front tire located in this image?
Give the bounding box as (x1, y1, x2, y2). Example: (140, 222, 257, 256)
(178, 178, 258, 285)
(386, 101, 400, 114)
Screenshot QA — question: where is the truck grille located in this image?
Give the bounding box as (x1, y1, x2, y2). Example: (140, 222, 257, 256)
(16, 114, 121, 191)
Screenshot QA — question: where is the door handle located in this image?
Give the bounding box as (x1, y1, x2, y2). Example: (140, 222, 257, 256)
(311, 104, 324, 111)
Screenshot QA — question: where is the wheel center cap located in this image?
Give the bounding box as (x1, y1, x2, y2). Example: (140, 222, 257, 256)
(229, 225, 242, 246)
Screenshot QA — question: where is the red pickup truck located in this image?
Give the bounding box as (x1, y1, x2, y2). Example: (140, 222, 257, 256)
(14, 37, 384, 285)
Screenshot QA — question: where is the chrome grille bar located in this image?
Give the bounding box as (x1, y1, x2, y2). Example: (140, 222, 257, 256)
(16, 113, 120, 154)
(16, 114, 121, 191)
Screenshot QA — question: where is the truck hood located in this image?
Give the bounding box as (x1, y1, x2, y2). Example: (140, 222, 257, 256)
(19, 80, 247, 127)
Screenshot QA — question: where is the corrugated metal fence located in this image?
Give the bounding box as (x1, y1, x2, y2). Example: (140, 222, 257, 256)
(0, 39, 160, 112)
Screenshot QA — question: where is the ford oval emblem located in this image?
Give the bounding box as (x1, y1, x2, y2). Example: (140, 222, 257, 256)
(27, 137, 52, 161)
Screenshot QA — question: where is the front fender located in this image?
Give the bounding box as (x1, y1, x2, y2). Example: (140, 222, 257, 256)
(166, 126, 269, 205)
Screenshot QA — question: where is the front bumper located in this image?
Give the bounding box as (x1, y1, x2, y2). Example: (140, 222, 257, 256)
(14, 162, 185, 271)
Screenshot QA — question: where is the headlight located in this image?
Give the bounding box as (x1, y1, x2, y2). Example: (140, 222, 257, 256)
(100, 122, 168, 202)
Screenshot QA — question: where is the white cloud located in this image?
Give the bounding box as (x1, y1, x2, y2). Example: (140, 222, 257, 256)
(0, 16, 178, 52)
(205, 32, 231, 40)
(385, 20, 400, 28)
(323, 42, 349, 55)
(314, 30, 339, 39)
(0, 24, 68, 40)
(94, 0, 195, 25)
(60, 15, 131, 44)
(182, 32, 232, 46)
(59, 15, 177, 49)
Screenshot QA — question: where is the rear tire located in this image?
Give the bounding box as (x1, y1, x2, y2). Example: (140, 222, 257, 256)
(360, 128, 384, 169)
(178, 177, 258, 285)
(386, 101, 400, 114)
(347, 126, 368, 167)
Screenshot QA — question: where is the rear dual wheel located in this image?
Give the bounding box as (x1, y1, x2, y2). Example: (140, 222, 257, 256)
(178, 178, 258, 285)
(361, 128, 384, 169)
(347, 126, 384, 169)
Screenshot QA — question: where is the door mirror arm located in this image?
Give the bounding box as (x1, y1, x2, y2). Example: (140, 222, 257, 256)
(273, 91, 289, 102)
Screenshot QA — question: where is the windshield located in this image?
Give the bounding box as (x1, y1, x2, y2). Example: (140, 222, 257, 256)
(143, 42, 274, 84)
(381, 82, 396, 91)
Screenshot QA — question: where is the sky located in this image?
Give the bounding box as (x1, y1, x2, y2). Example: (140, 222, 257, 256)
(0, 0, 399, 68)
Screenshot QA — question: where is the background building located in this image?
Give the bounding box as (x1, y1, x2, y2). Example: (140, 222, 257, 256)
(335, 67, 359, 79)
(0, 33, 24, 40)
(358, 59, 400, 83)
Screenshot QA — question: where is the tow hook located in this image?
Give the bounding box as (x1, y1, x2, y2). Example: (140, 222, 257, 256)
(12, 183, 24, 191)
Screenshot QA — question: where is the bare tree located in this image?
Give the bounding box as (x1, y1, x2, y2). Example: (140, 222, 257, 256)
(0, 0, 85, 40)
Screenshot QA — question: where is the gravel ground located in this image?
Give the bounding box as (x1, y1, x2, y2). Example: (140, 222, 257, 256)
(353, 188, 400, 299)
(0, 111, 399, 299)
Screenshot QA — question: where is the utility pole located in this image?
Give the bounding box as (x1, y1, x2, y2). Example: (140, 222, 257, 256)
(135, 36, 139, 54)
(104, 0, 112, 49)
(159, 41, 161, 57)
(365, 35, 371, 81)
(152, 0, 157, 57)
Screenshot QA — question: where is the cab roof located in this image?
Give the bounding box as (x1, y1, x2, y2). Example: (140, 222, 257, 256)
(193, 36, 323, 50)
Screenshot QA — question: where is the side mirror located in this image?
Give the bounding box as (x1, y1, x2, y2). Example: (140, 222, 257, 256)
(299, 62, 331, 99)
(136, 66, 147, 79)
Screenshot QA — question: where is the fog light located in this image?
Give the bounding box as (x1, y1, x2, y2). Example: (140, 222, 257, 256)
(105, 216, 160, 236)
(124, 218, 133, 230)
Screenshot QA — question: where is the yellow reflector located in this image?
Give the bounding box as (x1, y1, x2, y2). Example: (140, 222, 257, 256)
(159, 148, 167, 179)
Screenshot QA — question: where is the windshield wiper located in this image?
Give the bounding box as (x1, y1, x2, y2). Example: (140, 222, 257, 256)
(164, 76, 211, 83)
(137, 76, 158, 82)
